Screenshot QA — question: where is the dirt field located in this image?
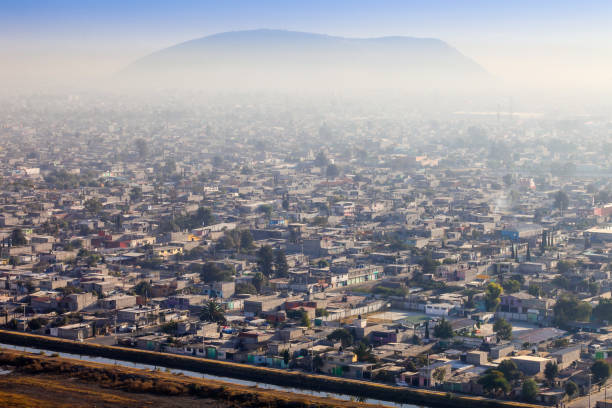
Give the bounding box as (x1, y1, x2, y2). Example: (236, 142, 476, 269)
(0, 372, 228, 408)
(0, 348, 386, 408)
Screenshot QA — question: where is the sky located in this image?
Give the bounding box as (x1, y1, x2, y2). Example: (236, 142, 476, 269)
(2, 0, 612, 91)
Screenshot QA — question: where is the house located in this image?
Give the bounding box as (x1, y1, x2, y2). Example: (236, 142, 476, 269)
(418, 360, 452, 387)
(57, 322, 93, 340)
(510, 355, 553, 376)
(466, 351, 488, 366)
(202, 281, 235, 299)
(100, 294, 137, 310)
(551, 346, 581, 370)
(497, 292, 554, 323)
(61, 292, 97, 312)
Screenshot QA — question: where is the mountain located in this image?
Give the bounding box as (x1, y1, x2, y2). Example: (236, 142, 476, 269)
(119, 29, 490, 91)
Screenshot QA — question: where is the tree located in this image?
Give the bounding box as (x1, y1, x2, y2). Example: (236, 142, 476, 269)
(528, 284, 542, 297)
(299, 309, 311, 328)
(553, 190, 569, 213)
(353, 342, 376, 363)
(282, 349, 290, 366)
(433, 318, 454, 339)
(502, 279, 520, 294)
(312, 355, 324, 372)
(326, 164, 340, 180)
(314, 151, 329, 167)
(484, 282, 503, 312)
(239, 230, 254, 251)
(591, 360, 612, 385)
(478, 370, 511, 396)
(502, 174, 513, 186)
(200, 300, 226, 324)
(593, 298, 612, 323)
(565, 381, 578, 398)
(134, 138, 148, 159)
(84, 198, 103, 216)
(256, 245, 274, 276)
(419, 252, 440, 274)
(557, 260, 572, 274)
(493, 318, 513, 341)
(433, 367, 447, 384)
(10, 229, 27, 246)
(200, 263, 233, 283)
(274, 249, 289, 278)
(327, 328, 354, 347)
(235, 282, 257, 295)
(498, 359, 521, 382)
(252, 272, 268, 293)
(522, 378, 539, 402)
(544, 361, 559, 386)
(133, 281, 152, 297)
(257, 204, 273, 220)
(129, 186, 142, 202)
(554, 294, 592, 327)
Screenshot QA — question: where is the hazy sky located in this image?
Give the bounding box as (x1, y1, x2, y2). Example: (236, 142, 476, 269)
(2, 0, 612, 91)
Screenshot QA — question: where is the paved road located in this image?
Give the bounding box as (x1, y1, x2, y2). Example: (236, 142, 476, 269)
(568, 382, 611, 408)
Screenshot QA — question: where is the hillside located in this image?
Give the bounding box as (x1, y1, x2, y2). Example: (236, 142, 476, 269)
(119, 29, 489, 90)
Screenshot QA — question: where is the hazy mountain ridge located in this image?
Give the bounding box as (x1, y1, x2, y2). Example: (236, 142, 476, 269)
(120, 29, 490, 90)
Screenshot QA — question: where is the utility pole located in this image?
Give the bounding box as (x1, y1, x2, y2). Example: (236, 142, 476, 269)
(588, 373, 591, 408)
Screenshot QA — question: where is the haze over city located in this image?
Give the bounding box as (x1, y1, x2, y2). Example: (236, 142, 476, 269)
(1, 2, 612, 408)
(3, 0, 612, 97)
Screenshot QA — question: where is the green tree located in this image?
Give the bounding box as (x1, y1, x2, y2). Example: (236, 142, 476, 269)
(314, 151, 330, 167)
(502, 174, 513, 186)
(252, 272, 268, 293)
(282, 349, 290, 366)
(256, 245, 274, 276)
(134, 138, 148, 159)
(554, 294, 592, 327)
(200, 262, 233, 283)
(84, 198, 103, 216)
(528, 284, 542, 297)
(502, 279, 520, 294)
(327, 328, 354, 347)
(478, 370, 511, 396)
(132, 281, 152, 297)
(129, 186, 142, 202)
(326, 164, 340, 180)
(433, 367, 447, 384)
(200, 300, 226, 324)
(544, 361, 558, 386)
(591, 360, 612, 384)
(274, 249, 289, 278)
(353, 342, 376, 363)
(497, 359, 521, 382)
(565, 381, 578, 398)
(593, 298, 612, 322)
(257, 204, 273, 220)
(433, 318, 454, 339)
(553, 190, 569, 213)
(239, 230, 254, 251)
(10, 229, 27, 246)
(300, 309, 311, 328)
(521, 378, 539, 402)
(557, 260, 572, 274)
(484, 282, 503, 312)
(493, 318, 513, 341)
(419, 252, 440, 274)
(312, 355, 324, 372)
(235, 282, 257, 295)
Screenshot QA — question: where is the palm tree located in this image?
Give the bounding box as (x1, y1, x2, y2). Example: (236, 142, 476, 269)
(200, 300, 226, 324)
